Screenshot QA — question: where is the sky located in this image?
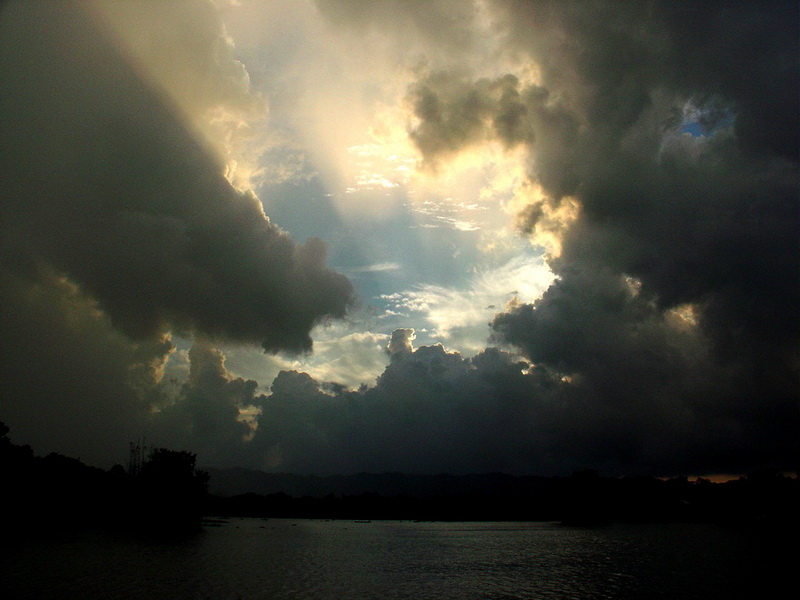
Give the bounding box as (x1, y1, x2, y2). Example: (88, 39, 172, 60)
(0, 0, 797, 478)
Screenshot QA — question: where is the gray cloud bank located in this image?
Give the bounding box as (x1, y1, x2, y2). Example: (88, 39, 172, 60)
(0, 1, 796, 477)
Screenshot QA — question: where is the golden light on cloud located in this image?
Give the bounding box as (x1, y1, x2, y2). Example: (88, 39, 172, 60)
(510, 180, 581, 259)
(88, 0, 269, 192)
(668, 303, 700, 329)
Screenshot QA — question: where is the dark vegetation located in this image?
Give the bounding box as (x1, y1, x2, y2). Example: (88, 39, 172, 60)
(2, 422, 797, 532)
(1, 423, 208, 535)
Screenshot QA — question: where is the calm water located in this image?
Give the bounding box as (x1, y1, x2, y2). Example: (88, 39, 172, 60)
(0, 519, 782, 599)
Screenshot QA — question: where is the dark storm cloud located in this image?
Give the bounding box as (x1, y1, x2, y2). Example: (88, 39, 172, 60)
(252, 344, 544, 475)
(0, 1, 351, 463)
(0, 1, 353, 353)
(483, 0, 799, 473)
(408, 72, 536, 167)
(252, 336, 756, 476)
(485, 5, 800, 327)
(273, 0, 798, 476)
(150, 341, 262, 468)
(494, 0, 800, 162)
(0, 267, 162, 465)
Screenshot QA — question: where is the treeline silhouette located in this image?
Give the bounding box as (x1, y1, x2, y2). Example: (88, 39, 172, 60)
(2, 422, 797, 529)
(206, 468, 799, 525)
(1, 423, 208, 535)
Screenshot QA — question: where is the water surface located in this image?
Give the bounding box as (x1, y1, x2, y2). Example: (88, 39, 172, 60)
(0, 519, 776, 599)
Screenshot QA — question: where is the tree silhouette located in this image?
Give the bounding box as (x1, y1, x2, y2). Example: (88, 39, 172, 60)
(127, 447, 209, 532)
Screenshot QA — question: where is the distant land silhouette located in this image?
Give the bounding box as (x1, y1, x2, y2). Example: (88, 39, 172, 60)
(2, 422, 798, 530)
(204, 466, 800, 526)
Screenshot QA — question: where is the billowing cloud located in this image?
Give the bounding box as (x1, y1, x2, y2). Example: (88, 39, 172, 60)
(408, 72, 534, 168)
(486, 2, 798, 379)
(387, 328, 416, 356)
(0, 1, 351, 461)
(249, 337, 734, 476)
(481, 1, 799, 474)
(0, 1, 353, 353)
(252, 342, 540, 475)
(149, 340, 262, 468)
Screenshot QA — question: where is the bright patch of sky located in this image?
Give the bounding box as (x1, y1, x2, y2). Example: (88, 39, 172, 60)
(678, 99, 735, 138)
(379, 253, 554, 353)
(203, 0, 555, 388)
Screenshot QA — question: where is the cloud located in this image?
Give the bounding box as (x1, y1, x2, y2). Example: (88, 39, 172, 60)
(387, 328, 416, 356)
(0, 1, 351, 462)
(0, 0, 795, 478)
(246, 0, 798, 477)
(149, 340, 262, 468)
(252, 344, 527, 475)
(347, 262, 402, 274)
(403, 67, 586, 255)
(380, 254, 553, 353)
(247, 339, 721, 476)
(0, 0, 353, 354)
(282, 326, 391, 389)
(246, 327, 789, 476)
(0, 267, 163, 465)
(483, 0, 800, 474)
(90, 0, 270, 191)
(407, 72, 534, 169)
